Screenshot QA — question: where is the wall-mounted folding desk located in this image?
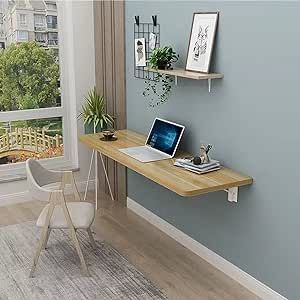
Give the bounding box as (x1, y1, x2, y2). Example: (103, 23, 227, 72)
(79, 130, 253, 203)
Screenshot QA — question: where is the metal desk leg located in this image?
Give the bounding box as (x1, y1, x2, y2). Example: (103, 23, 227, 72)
(84, 149, 95, 202)
(84, 150, 115, 210)
(99, 152, 115, 202)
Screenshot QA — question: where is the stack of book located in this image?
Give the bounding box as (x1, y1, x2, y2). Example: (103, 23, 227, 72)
(174, 158, 221, 174)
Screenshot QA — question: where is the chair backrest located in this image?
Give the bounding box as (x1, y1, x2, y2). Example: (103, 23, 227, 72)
(26, 159, 62, 202)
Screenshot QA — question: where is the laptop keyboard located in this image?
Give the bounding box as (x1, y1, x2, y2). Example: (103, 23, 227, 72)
(119, 146, 168, 162)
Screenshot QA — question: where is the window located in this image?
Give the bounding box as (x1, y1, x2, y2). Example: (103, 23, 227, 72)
(35, 32, 47, 43)
(0, 2, 76, 180)
(17, 30, 28, 41)
(46, 3, 57, 10)
(19, 14, 27, 26)
(34, 14, 45, 29)
(48, 32, 58, 45)
(0, 117, 63, 165)
(47, 15, 57, 29)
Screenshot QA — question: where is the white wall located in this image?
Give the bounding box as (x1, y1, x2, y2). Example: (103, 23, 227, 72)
(0, 0, 95, 200)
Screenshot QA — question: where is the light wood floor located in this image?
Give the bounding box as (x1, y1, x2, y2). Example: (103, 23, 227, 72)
(0, 194, 260, 300)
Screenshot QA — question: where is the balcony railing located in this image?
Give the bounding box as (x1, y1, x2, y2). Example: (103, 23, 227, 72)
(36, 41, 47, 47)
(34, 25, 46, 31)
(47, 24, 57, 30)
(48, 40, 58, 46)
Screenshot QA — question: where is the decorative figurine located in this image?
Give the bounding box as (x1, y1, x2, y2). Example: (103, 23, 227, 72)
(199, 144, 210, 164)
(192, 144, 213, 165)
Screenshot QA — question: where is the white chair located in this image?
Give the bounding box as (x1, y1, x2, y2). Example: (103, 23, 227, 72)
(26, 158, 96, 277)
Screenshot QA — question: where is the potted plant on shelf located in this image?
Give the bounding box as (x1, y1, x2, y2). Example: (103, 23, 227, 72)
(143, 46, 179, 107)
(78, 87, 114, 134)
(148, 46, 179, 70)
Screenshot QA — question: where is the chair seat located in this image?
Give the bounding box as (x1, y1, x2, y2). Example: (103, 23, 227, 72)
(37, 202, 95, 229)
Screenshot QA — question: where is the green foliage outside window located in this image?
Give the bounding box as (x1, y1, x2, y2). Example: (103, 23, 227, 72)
(0, 41, 60, 112)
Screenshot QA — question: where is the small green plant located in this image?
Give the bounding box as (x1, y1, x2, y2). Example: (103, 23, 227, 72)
(143, 46, 178, 106)
(149, 46, 179, 70)
(149, 46, 179, 69)
(78, 87, 114, 131)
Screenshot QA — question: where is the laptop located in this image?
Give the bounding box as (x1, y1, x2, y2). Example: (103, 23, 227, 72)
(119, 118, 185, 163)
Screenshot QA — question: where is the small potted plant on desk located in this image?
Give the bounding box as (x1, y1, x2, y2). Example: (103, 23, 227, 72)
(143, 46, 179, 107)
(78, 87, 114, 136)
(78, 87, 115, 203)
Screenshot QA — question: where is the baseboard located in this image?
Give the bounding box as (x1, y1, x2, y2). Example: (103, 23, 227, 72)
(0, 180, 95, 207)
(127, 197, 287, 300)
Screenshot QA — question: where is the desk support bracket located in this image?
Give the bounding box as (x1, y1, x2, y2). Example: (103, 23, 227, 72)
(224, 187, 238, 203)
(208, 78, 212, 93)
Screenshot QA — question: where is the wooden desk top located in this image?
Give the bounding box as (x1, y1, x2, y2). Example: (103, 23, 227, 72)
(79, 130, 253, 197)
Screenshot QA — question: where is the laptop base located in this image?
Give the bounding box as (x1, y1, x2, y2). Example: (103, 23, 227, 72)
(119, 146, 170, 163)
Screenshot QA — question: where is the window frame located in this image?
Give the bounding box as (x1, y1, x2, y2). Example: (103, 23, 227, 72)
(34, 14, 45, 28)
(35, 32, 47, 43)
(19, 13, 27, 26)
(46, 15, 58, 29)
(0, 1, 79, 181)
(46, 3, 57, 10)
(16, 30, 28, 41)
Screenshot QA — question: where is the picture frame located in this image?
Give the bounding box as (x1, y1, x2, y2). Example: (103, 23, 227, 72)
(135, 38, 146, 67)
(185, 12, 219, 74)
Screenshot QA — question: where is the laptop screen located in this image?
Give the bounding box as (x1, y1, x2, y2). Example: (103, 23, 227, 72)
(146, 118, 185, 156)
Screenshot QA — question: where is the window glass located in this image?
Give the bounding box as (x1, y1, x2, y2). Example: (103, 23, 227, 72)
(0, 117, 63, 165)
(47, 15, 57, 29)
(34, 14, 45, 27)
(47, 3, 57, 10)
(0, 1, 73, 174)
(19, 14, 26, 26)
(17, 30, 28, 40)
(0, 41, 60, 111)
(35, 32, 47, 43)
(48, 32, 58, 45)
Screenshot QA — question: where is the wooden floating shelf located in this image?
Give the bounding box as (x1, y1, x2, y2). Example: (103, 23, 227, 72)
(147, 68, 223, 80)
(146, 68, 224, 92)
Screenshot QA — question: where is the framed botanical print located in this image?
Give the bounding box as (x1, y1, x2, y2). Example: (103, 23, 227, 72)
(185, 12, 219, 73)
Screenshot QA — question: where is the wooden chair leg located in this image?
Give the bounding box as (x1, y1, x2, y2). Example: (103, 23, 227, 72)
(30, 204, 54, 278)
(42, 228, 51, 249)
(87, 228, 97, 250)
(60, 197, 90, 276)
(70, 229, 90, 276)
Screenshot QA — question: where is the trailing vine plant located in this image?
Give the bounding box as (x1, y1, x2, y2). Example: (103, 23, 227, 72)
(143, 74, 174, 107)
(142, 46, 178, 107)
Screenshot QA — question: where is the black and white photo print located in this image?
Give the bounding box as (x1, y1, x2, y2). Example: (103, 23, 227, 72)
(149, 33, 157, 51)
(186, 12, 219, 73)
(135, 38, 146, 67)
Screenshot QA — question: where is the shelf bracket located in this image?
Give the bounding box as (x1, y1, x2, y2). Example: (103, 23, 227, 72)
(224, 187, 238, 203)
(208, 78, 212, 93)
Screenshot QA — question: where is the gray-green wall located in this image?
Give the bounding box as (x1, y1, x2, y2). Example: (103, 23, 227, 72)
(125, 2, 299, 298)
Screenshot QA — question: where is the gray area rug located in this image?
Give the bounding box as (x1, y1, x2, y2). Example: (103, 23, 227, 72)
(0, 222, 167, 300)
